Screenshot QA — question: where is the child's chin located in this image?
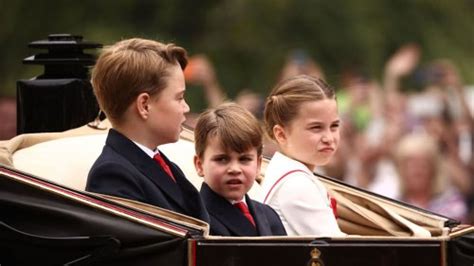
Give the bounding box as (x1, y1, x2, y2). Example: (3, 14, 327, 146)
(167, 133, 180, 143)
(226, 192, 245, 201)
(315, 157, 331, 166)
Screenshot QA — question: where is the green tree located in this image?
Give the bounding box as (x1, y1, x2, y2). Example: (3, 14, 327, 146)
(1, 0, 473, 112)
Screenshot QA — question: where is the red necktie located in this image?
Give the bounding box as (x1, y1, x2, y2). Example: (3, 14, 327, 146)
(153, 153, 175, 182)
(234, 202, 256, 227)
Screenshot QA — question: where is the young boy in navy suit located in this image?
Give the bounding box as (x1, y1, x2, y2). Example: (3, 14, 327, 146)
(86, 38, 209, 222)
(194, 103, 286, 236)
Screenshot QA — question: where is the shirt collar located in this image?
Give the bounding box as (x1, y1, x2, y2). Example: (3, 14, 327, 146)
(132, 141, 156, 158)
(230, 197, 249, 206)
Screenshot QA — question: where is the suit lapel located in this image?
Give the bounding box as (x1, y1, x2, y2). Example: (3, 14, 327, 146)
(106, 129, 185, 210)
(201, 183, 257, 236)
(160, 151, 209, 222)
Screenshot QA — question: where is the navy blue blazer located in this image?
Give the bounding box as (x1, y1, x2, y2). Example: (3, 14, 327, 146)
(200, 182, 286, 236)
(86, 129, 209, 222)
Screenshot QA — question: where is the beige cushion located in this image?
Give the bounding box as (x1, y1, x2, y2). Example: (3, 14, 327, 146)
(13, 134, 107, 190)
(10, 131, 262, 198)
(3, 123, 453, 237)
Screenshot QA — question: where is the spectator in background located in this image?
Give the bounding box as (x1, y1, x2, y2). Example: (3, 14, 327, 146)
(381, 44, 472, 222)
(0, 96, 16, 140)
(337, 69, 374, 133)
(184, 54, 266, 120)
(235, 89, 265, 120)
(419, 59, 474, 223)
(183, 54, 227, 127)
(183, 47, 473, 225)
(184, 54, 227, 108)
(421, 59, 473, 169)
(183, 54, 276, 157)
(234, 89, 278, 158)
(278, 49, 325, 82)
(394, 133, 468, 223)
(331, 67, 400, 199)
(323, 43, 473, 221)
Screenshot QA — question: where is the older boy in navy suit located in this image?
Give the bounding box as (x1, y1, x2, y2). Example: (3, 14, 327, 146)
(194, 103, 286, 236)
(86, 38, 208, 222)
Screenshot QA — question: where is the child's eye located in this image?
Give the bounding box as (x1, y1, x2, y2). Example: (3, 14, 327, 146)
(213, 156, 229, 163)
(239, 156, 253, 163)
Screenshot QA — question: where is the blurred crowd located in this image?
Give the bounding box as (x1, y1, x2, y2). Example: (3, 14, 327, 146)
(183, 44, 474, 224)
(327, 45, 473, 224)
(0, 43, 472, 224)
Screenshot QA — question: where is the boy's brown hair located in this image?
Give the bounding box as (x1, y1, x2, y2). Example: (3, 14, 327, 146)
(91, 38, 188, 126)
(263, 75, 336, 140)
(194, 102, 263, 158)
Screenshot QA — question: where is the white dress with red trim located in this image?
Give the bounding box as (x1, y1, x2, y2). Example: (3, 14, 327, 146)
(259, 152, 345, 237)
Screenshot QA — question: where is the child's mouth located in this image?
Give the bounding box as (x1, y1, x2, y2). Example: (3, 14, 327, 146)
(226, 179, 242, 185)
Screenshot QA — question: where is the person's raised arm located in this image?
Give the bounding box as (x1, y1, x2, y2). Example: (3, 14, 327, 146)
(184, 55, 226, 107)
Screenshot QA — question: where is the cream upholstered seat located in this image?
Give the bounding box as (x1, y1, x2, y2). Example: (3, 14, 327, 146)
(13, 133, 107, 190)
(5, 123, 262, 198)
(1, 121, 451, 238)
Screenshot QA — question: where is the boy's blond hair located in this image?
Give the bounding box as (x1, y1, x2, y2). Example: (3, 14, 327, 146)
(194, 102, 263, 158)
(91, 38, 187, 125)
(264, 75, 335, 140)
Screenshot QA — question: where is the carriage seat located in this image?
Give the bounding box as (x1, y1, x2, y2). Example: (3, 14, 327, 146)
(7, 129, 263, 198)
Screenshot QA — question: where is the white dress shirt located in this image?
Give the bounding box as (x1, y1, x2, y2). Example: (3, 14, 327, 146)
(259, 152, 345, 236)
(132, 141, 156, 158)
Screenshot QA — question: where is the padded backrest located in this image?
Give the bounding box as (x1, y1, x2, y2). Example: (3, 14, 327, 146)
(6, 128, 453, 237)
(10, 132, 262, 198)
(12, 134, 107, 190)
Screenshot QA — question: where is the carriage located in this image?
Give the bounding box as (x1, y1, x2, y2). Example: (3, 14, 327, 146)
(1, 120, 473, 266)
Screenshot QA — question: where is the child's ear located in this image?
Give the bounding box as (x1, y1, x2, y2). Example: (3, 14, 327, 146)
(273, 124, 287, 144)
(136, 92, 151, 119)
(193, 155, 204, 177)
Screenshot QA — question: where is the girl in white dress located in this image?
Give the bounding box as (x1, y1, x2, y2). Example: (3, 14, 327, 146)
(260, 75, 345, 236)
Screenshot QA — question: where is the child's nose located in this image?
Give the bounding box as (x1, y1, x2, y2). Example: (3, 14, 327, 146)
(227, 161, 242, 174)
(183, 99, 190, 113)
(321, 135, 330, 143)
(321, 131, 334, 143)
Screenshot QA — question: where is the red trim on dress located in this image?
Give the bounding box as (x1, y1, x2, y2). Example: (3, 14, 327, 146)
(263, 169, 305, 203)
(263, 169, 338, 218)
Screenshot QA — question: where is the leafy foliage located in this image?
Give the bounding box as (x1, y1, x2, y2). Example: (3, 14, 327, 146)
(1, 0, 473, 111)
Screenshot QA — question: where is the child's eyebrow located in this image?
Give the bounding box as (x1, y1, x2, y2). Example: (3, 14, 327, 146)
(211, 153, 228, 157)
(307, 121, 323, 126)
(240, 151, 256, 156)
(307, 119, 340, 125)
